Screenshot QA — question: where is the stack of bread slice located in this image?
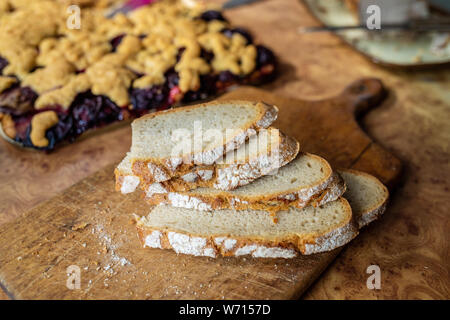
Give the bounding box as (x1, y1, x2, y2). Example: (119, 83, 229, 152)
(115, 101, 388, 258)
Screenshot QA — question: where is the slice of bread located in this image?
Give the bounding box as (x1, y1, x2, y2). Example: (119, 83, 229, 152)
(115, 152, 141, 194)
(129, 100, 278, 176)
(339, 169, 389, 228)
(145, 153, 346, 219)
(135, 198, 358, 258)
(115, 100, 278, 192)
(116, 128, 300, 193)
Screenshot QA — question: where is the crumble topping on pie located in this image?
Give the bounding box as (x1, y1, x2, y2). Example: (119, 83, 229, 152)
(36, 32, 113, 71)
(86, 54, 137, 107)
(0, 0, 277, 150)
(22, 59, 77, 94)
(30, 110, 59, 147)
(1, 0, 259, 100)
(35, 74, 91, 110)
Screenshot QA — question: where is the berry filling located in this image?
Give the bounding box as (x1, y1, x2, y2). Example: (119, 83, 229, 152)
(0, 85, 38, 116)
(0, 56, 8, 74)
(131, 85, 170, 113)
(70, 91, 124, 135)
(110, 34, 126, 52)
(199, 10, 227, 22)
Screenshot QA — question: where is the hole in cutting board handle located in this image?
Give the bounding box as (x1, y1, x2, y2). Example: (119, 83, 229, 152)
(341, 78, 387, 116)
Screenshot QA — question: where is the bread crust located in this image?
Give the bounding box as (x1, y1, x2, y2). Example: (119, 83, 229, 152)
(116, 128, 300, 193)
(130, 100, 279, 183)
(144, 171, 346, 221)
(357, 200, 387, 228)
(135, 198, 358, 258)
(338, 169, 389, 228)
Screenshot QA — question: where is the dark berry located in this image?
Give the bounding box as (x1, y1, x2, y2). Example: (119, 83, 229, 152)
(200, 10, 227, 22)
(130, 85, 169, 113)
(70, 91, 122, 136)
(176, 47, 186, 63)
(44, 113, 74, 148)
(19, 125, 35, 149)
(109, 34, 126, 52)
(18, 109, 68, 150)
(182, 74, 218, 102)
(218, 70, 238, 83)
(0, 56, 8, 75)
(110, 33, 145, 52)
(200, 49, 214, 63)
(256, 45, 276, 68)
(164, 68, 180, 89)
(0, 86, 38, 116)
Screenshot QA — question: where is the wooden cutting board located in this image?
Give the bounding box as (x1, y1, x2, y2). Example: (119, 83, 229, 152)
(0, 78, 401, 300)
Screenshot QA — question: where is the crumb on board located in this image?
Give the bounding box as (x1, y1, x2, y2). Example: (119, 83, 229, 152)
(72, 222, 89, 231)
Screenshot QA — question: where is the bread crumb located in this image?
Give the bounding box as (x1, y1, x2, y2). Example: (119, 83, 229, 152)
(30, 111, 59, 147)
(72, 222, 89, 231)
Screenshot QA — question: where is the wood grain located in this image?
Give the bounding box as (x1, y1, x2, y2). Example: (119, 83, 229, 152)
(0, 125, 131, 226)
(0, 81, 400, 299)
(219, 0, 449, 299)
(0, 0, 448, 299)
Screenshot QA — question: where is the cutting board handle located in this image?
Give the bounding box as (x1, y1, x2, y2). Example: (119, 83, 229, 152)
(339, 78, 387, 116)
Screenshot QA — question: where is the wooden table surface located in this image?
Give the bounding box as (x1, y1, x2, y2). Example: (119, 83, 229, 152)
(0, 0, 448, 299)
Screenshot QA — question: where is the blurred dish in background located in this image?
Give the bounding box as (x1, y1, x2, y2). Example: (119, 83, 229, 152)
(302, 0, 450, 67)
